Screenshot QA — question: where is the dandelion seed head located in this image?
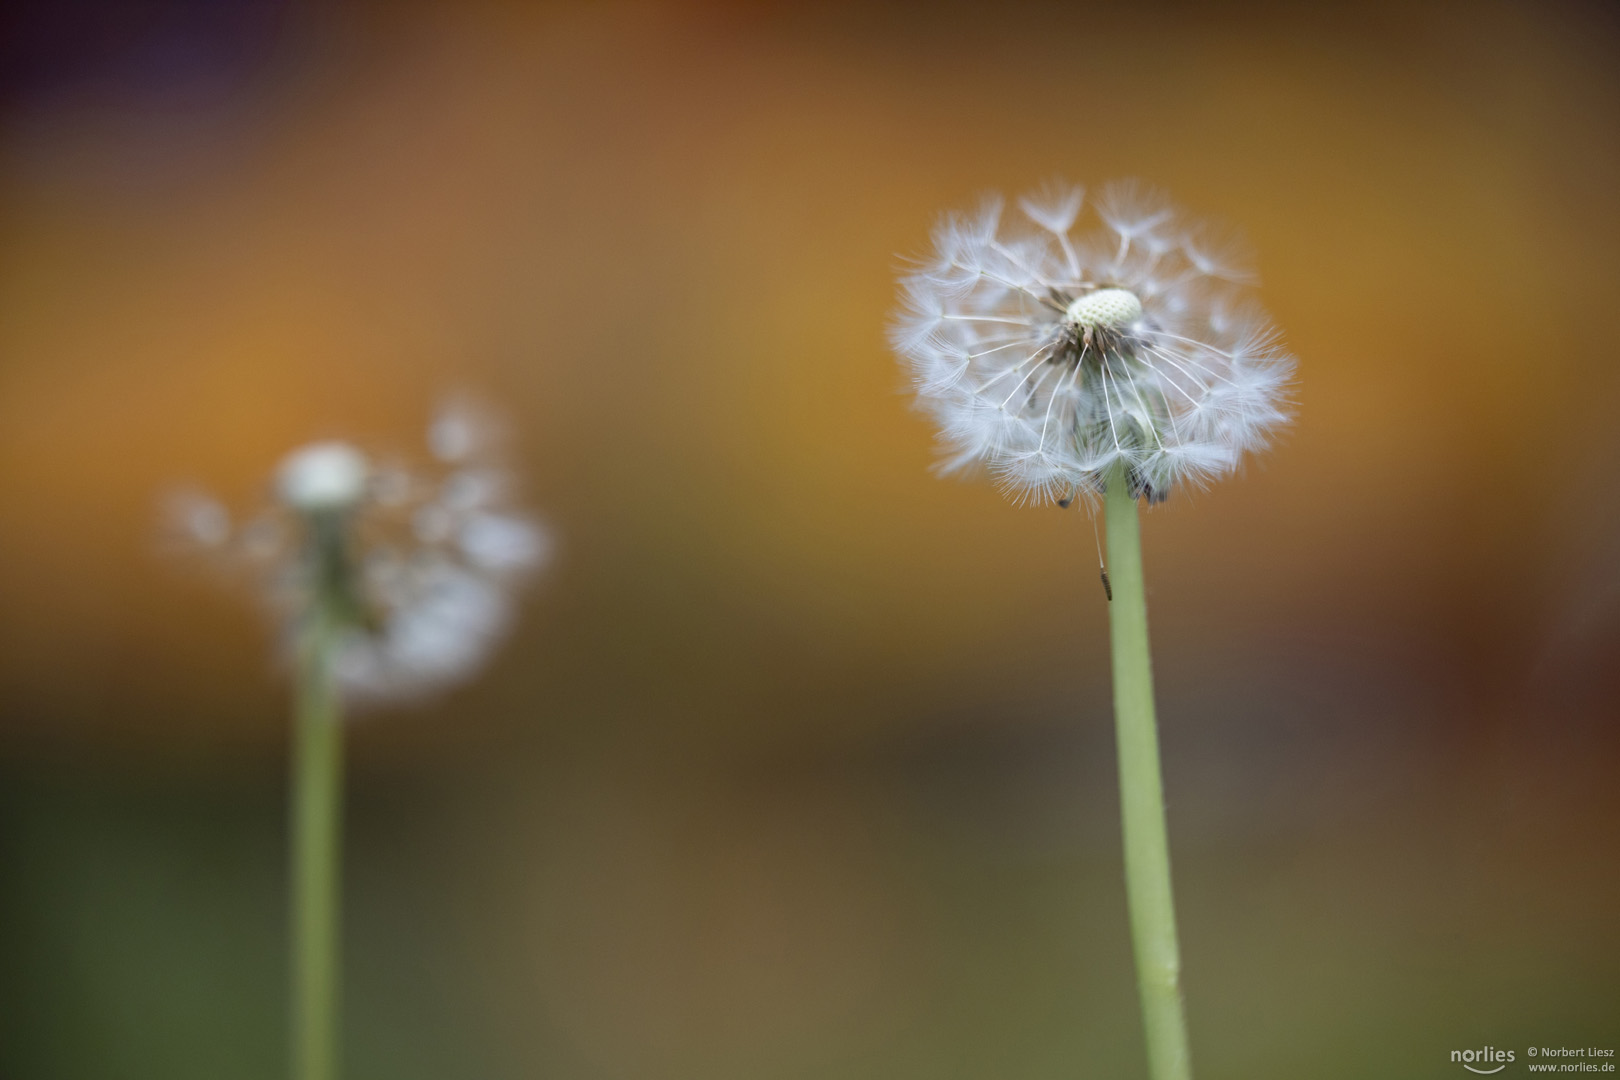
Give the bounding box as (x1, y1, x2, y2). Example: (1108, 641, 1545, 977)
(167, 397, 551, 707)
(890, 180, 1295, 505)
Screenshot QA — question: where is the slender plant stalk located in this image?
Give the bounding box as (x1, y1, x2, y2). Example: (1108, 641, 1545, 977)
(1103, 463, 1192, 1080)
(291, 600, 343, 1080)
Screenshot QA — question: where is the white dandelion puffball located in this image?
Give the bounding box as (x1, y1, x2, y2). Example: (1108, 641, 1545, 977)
(167, 397, 552, 707)
(891, 181, 1294, 504)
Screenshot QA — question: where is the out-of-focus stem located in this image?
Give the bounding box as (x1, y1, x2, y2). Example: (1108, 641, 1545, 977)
(291, 546, 345, 1080)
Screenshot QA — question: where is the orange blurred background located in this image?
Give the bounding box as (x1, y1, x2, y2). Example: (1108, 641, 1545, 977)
(1, 2, 1617, 1077)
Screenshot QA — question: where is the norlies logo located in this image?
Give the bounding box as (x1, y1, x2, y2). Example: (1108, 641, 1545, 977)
(1453, 1046, 1516, 1074)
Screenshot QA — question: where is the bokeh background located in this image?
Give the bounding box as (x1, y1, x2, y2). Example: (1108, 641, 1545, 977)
(2, 1, 1618, 1077)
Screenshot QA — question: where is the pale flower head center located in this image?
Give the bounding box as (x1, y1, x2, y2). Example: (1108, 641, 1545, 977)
(276, 441, 370, 512)
(1065, 288, 1143, 330)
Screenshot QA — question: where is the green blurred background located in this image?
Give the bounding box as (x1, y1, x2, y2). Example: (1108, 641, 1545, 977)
(2, 2, 1617, 1077)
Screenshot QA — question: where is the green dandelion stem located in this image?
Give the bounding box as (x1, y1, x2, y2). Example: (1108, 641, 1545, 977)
(291, 584, 344, 1080)
(1104, 461, 1192, 1080)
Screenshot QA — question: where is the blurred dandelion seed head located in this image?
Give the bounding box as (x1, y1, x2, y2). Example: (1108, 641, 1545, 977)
(890, 181, 1295, 505)
(164, 398, 550, 707)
